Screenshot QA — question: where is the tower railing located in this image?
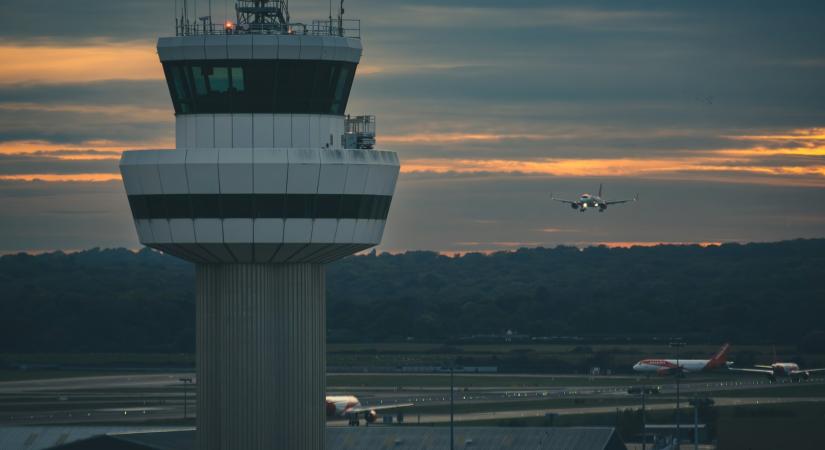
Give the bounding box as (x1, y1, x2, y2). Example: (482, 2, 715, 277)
(175, 18, 360, 38)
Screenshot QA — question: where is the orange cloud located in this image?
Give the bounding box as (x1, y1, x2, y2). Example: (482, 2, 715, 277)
(0, 173, 122, 182)
(394, 126, 825, 186)
(0, 139, 172, 158)
(0, 42, 160, 85)
(589, 241, 724, 248)
(716, 147, 825, 157)
(0, 103, 169, 122)
(383, 132, 552, 145)
(401, 156, 825, 185)
(726, 128, 825, 142)
(401, 156, 731, 176)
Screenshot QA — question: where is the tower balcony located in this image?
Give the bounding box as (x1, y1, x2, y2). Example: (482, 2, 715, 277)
(120, 147, 399, 264)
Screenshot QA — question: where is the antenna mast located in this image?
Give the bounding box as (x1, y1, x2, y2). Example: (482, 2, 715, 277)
(235, 0, 290, 32)
(338, 0, 344, 36)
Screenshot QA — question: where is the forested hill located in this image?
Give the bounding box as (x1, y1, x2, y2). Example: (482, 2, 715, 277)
(2, 240, 825, 353)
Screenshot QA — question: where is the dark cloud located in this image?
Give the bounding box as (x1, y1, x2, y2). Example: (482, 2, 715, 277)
(0, 180, 136, 253)
(0, 0, 823, 252)
(1, 174, 823, 254)
(0, 107, 172, 145)
(0, 80, 170, 108)
(0, 0, 171, 42)
(380, 173, 825, 253)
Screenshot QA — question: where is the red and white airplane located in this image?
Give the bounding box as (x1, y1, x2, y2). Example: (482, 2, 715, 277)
(633, 343, 731, 376)
(326, 395, 414, 425)
(729, 348, 825, 382)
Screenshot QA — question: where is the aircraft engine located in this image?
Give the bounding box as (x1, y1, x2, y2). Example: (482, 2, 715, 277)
(571, 203, 579, 210)
(365, 410, 379, 423)
(802, 371, 811, 380)
(599, 204, 607, 211)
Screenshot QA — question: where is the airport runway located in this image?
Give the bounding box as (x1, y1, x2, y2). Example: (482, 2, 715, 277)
(2, 373, 823, 427)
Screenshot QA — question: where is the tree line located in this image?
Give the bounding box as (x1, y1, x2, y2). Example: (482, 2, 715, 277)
(2, 239, 824, 353)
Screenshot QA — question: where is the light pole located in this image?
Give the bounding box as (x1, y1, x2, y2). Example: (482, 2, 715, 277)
(641, 386, 647, 450)
(689, 397, 713, 450)
(669, 340, 685, 448)
(450, 365, 455, 450)
(179, 377, 193, 420)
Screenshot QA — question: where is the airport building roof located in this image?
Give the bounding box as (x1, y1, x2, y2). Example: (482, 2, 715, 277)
(1, 426, 627, 450)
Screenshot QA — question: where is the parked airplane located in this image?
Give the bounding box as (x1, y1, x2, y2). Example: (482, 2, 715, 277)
(633, 343, 731, 376)
(551, 184, 637, 212)
(326, 395, 414, 426)
(729, 348, 825, 382)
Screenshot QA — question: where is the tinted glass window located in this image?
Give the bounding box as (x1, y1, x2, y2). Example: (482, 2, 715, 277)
(315, 195, 342, 218)
(165, 195, 192, 219)
(191, 195, 219, 217)
(254, 194, 285, 218)
(209, 67, 230, 93)
(340, 195, 361, 218)
(127, 194, 391, 220)
(231, 67, 245, 92)
(162, 60, 356, 115)
(128, 196, 149, 219)
(191, 66, 208, 96)
(221, 195, 254, 218)
(147, 196, 167, 218)
(285, 194, 316, 218)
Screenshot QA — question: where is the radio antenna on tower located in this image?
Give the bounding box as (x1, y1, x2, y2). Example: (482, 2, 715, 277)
(235, 0, 290, 32)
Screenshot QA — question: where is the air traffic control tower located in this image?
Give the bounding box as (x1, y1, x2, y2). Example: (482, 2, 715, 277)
(119, 2, 399, 449)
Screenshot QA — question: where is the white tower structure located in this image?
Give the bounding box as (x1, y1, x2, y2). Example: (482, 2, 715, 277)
(119, 2, 398, 449)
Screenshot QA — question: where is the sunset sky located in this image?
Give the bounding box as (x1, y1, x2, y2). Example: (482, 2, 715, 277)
(1, 0, 824, 254)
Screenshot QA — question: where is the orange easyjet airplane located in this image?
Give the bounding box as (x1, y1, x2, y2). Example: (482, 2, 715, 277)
(326, 395, 413, 425)
(633, 343, 731, 376)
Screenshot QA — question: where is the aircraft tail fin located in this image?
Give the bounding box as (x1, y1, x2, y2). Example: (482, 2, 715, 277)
(708, 343, 730, 368)
(598, 183, 603, 197)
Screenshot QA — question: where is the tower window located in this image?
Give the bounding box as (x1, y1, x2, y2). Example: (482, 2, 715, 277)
(128, 194, 392, 220)
(208, 67, 230, 93)
(163, 60, 356, 115)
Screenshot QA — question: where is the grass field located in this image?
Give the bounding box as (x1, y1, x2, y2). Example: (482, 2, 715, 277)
(327, 373, 642, 389)
(447, 399, 825, 429)
(403, 396, 670, 415)
(3, 343, 825, 382)
(0, 370, 144, 382)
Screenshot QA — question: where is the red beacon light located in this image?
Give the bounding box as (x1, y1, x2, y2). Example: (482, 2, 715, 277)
(224, 21, 235, 32)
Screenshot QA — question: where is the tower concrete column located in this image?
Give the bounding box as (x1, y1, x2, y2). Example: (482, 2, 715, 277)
(120, 3, 398, 449)
(196, 264, 325, 450)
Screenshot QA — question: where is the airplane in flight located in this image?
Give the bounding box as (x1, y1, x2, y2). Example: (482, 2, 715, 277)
(728, 348, 825, 382)
(326, 395, 414, 426)
(551, 184, 637, 212)
(633, 343, 731, 376)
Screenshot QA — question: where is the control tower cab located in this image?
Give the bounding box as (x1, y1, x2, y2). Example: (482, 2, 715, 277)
(119, 2, 399, 449)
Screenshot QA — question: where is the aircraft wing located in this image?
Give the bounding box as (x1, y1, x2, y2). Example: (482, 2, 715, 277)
(799, 368, 825, 374)
(550, 194, 577, 204)
(728, 367, 774, 376)
(347, 403, 414, 414)
(605, 194, 638, 205)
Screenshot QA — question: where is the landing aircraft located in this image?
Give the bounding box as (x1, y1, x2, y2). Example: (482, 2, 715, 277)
(729, 348, 825, 382)
(551, 184, 637, 212)
(326, 395, 414, 426)
(633, 343, 731, 376)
